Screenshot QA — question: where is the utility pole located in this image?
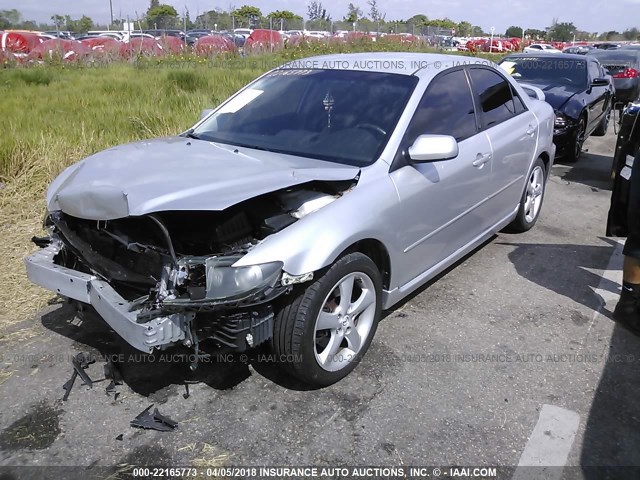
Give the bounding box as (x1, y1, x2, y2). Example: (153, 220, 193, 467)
(109, 0, 114, 27)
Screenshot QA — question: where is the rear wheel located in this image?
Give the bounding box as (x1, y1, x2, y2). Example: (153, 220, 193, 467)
(271, 253, 382, 386)
(505, 157, 546, 233)
(593, 109, 611, 136)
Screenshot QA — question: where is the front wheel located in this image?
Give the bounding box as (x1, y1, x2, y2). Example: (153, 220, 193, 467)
(271, 253, 382, 386)
(566, 117, 586, 163)
(505, 157, 547, 233)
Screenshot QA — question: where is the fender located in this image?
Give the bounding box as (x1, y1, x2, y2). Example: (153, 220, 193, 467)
(233, 170, 404, 287)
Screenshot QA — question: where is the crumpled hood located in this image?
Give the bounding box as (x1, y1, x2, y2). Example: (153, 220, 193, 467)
(47, 137, 360, 220)
(522, 82, 582, 110)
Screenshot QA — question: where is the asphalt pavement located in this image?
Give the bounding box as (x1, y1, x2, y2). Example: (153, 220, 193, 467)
(0, 125, 638, 479)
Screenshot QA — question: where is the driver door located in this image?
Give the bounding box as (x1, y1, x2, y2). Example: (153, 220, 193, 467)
(388, 68, 495, 289)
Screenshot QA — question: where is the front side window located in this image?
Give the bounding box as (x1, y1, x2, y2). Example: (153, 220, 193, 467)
(404, 69, 478, 144)
(469, 68, 517, 128)
(193, 69, 418, 167)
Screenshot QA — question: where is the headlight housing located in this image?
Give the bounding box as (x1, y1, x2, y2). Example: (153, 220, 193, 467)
(203, 256, 283, 300)
(554, 111, 567, 128)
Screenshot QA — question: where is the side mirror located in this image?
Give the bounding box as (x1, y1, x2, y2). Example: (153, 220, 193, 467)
(199, 108, 214, 121)
(519, 83, 546, 101)
(408, 134, 459, 163)
(591, 78, 609, 87)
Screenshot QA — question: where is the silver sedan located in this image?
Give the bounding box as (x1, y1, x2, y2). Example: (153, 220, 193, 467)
(26, 53, 555, 386)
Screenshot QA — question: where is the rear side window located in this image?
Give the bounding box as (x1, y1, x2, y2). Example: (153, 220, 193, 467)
(404, 69, 477, 143)
(469, 68, 517, 128)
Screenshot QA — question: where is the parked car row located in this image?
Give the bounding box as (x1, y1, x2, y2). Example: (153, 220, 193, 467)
(499, 53, 615, 162)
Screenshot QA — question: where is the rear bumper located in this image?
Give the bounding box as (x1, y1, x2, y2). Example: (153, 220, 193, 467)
(24, 241, 192, 353)
(612, 79, 640, 104)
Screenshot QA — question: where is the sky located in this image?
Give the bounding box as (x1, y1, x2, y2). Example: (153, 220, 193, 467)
(1, 0, 638, 34)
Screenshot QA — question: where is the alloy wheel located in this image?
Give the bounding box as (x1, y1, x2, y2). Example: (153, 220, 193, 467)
(524, 165, 545, 223)
(313, 272, 377, 372)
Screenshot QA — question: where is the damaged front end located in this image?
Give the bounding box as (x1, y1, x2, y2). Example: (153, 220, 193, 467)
(26, 181, 353, 356)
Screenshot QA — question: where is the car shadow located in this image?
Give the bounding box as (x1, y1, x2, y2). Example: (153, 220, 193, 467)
(553, 153, 614, 191)
(41, 304, 254, 396)
(496, 237, 619, 317)
(580, 323, 640, 477)
(40, 236, 501, 394)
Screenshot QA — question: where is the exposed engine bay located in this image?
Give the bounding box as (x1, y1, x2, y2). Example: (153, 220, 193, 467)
(38, 180, 354, 355)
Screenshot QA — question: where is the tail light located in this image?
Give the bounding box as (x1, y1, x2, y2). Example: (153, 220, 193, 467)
(612, 68, 639, 79)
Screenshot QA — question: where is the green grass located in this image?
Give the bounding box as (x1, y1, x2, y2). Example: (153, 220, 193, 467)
(0, 46, 504, 330)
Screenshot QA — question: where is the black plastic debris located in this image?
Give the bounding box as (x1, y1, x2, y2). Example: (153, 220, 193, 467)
(31, 236, 51, 248)
(62, 352, 96, 401)
(104, 360, 123, 395)
(130, 405, 178, 432)
(115, 434, 123, 441)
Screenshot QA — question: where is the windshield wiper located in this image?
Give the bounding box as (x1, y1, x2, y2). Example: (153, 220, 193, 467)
(182, 129, 201, 140)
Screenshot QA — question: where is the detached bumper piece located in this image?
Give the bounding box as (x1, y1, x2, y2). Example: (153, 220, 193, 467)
(25, 241, 194, 353)
(131, 405, 178, 432)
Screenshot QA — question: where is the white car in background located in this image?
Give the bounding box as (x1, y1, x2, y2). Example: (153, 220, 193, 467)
(524, 43, 562, 54)
(233, 28, 253, 39)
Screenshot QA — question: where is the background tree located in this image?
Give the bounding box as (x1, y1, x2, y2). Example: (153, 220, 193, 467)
(403, 14, 427, 34)
(623, 27, 640, 41)
(524, 28, 546, 40)
(471, 25, 484, 36)
(505, 26, 523, 38)
(268, 10, 301, 30)
(425, 18, 457, 29)
(0, 9, 21, 29)
(598, 30, 622, 41)
(195, 8, 233, 31)
(367, 0, 384, 24)
(547, 21, 576, 41)
(231, 5, 262, 28)
(64, 15, 94, 33)
(307, 2, 329, 21)
(344, 3, 362, 24)
(146, 4, 178, 29)
(457, 21, 472, 37)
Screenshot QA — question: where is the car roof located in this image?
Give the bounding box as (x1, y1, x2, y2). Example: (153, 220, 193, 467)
(587, 49, 640, 61)
(278, 52, 496, 78)
(503, 52, 587, 61)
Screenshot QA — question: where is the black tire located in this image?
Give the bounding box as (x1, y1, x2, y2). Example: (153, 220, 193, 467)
(271, 252, 382, 387)
(565, 117, 586, 163)
(592, 109, 611, 137)
(505, 157, 547, 233)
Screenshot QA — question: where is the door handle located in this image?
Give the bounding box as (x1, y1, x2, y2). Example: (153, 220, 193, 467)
(473, 153, 491, 168)
(526, 125, 537, 136)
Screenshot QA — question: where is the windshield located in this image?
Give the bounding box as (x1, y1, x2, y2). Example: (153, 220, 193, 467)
(193, 69, 418, 167)
(499, 57, 588, 89)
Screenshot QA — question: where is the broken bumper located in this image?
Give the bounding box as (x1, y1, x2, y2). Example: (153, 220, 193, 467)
(24, 241, 193, 353)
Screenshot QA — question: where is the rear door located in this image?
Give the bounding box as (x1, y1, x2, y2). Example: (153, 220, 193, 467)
(389, 68, 494, 288)
(467, 67, 538, 223)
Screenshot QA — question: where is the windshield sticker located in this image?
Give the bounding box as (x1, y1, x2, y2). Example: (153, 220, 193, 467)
(499, 61, 517, 76)
(218, 88, 263, 114)
(323, 92, 334, 128)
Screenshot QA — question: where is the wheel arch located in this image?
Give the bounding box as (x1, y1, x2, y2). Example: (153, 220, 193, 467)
(339, 238, 392, 291)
